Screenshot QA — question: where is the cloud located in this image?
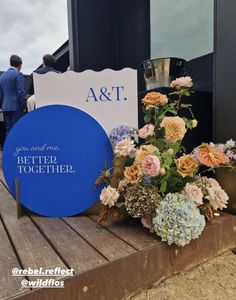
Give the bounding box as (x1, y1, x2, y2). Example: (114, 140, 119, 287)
(0, 0, 68, 74)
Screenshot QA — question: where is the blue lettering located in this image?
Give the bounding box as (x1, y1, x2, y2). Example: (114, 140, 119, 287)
(86, 88, 98, 102)
(99, 87, 112, 101)
(112, 86, 124, 101)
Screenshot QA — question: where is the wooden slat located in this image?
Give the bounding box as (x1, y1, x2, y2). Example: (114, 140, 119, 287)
(90, 215, 161, 250)
(63, 216, 136, 261)
(0, 220, 27, 299)
(13, 213, 236, 300)
(31, 216, 107, 274)
(0, 182, 66, 280)
(0, 168, 5, 185)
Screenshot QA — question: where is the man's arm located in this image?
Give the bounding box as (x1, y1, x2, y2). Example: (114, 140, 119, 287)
(16, 73, 26, 109)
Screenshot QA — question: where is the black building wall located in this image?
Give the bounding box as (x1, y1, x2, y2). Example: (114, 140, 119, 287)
(67, 0, 150, 91)
(214, 0, 236, 213)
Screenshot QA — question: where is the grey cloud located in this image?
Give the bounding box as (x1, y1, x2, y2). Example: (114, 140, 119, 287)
(0, 0, 68, 74)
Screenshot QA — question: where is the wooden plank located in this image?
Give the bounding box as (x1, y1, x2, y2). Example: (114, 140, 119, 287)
(0, 182, 66, 281)
(90, 215, 161, 250)
(0, 220, 27, 299)
(31, 216, 108, 274)
(14, 213, 236, 300)
(63, 216, 136, 261)
(0, 168, 6, 185)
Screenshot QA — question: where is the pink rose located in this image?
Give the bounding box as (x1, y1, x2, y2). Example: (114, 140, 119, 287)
(170, 76, 193, 89)
(141, 155, 160, 177)
(138, 124, 155, 139)
(183, 183, 203, 206)
(206, 186, 229, 210)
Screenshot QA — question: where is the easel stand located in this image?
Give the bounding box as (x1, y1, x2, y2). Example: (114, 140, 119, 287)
(15, 178, 28, 219)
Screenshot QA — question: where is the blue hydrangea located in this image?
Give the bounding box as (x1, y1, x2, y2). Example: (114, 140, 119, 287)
(153, 193, 206, 247)
(109, 125, 137, 147)
(142, 175, 152, 185)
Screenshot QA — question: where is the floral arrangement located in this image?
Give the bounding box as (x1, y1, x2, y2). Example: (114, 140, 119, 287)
(96, 76, 236, 247)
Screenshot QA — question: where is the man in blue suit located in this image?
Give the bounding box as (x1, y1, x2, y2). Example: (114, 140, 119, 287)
(0, 55, 26, 135)
(28, 54, 59, 96)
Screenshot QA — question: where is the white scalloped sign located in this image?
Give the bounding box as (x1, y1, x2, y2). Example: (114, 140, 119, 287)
(33, 68, 138, 133)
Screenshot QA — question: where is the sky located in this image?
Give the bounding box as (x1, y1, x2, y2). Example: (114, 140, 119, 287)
(0, 0, 68, 74)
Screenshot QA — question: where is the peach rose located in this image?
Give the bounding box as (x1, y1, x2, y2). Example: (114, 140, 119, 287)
(160, 116, 187, 143)
(138, 124, 155, 139)
(206, 186, 229, 210)
(142, 92, 168, 108)
(175, 155, 198, 177)
(141, 155, 161, 177)
(135, 144, 159, 164)
(170, 76, 193, 89)
(124, 164, 143, 183)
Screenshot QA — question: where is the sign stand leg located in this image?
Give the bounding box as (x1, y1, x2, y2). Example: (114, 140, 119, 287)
(15, 178, 28, 219)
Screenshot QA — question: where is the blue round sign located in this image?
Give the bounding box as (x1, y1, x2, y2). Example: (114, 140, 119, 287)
(2, 105, 113, 217)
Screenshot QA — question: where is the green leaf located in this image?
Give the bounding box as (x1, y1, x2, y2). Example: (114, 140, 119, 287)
(154, 138, 167, 151)
(180, 103, 192, 108)
(171, 142, 181, 154)
(142, 105, 146, 113)
(160, 180, 167, 193)
(144, 114, 152, 123)
(115, 202, 125, 208)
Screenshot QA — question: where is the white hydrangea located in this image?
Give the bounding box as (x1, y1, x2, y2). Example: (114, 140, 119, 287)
(153, 193, 206, 247)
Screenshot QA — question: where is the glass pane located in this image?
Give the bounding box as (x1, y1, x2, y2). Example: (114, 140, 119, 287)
(150, 0, 214, 60)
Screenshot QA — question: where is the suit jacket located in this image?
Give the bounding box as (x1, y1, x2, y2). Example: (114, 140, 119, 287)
(0, 68, 26, 112)
(28, 66, 60, 95)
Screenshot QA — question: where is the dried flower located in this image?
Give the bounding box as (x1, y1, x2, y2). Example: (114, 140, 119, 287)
(206, 186, 229, 210)
(141, 214, 155, 232)
(114, 138, 136, 157)
(124, 184, 161, 218)
(100, 185, 120, 208)
(124, 164, 143, 184)
(197, 144, 229, 167)
(195, 176, 220, 196)
(160, 116, 187, 143)
(170, 76, 193, 89)
(175, 155, 198, 177)
(117, 179, 128, 193)
(141, 155, 161, 177)
(153, 193, 205, 246)
(138, 124, 155, 139)
(183, 183, 203, 206)
(142, 92, 168, 108)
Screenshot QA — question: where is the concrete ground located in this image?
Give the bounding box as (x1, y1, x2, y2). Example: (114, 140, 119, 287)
(127, 250, 236, 300)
